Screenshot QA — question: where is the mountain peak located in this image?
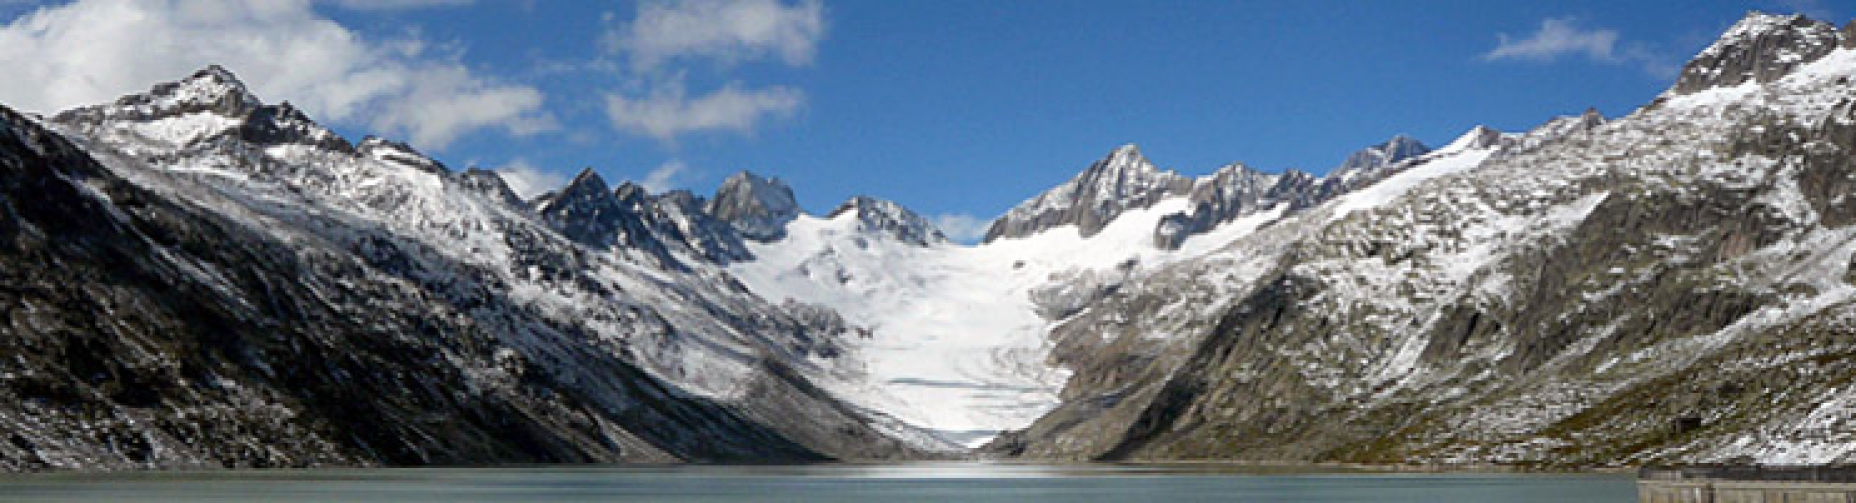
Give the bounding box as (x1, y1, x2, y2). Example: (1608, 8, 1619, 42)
(707, 170, 800, 242)
(133, 64, 263, 117)
(1108, 143, 1144, 160)
(566, 167, 608, 192)
(51, 65, 264, 139)
(1668, 12, 1844, 95)
(984, 144, 1194, 242)
(828, 196, 948, 246)
(1334, 134, 1431, 180)
(188, 64, 247, 88)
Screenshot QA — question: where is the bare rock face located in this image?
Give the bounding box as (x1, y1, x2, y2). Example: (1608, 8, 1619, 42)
(984, 144, 1194, 242)
(1670, 12, 1842, 95)
(1332, 135, 1430, 180)
(1154, 135, 1430, 250)
(707, 171, 800, 242)
(642, 188, 755, 264)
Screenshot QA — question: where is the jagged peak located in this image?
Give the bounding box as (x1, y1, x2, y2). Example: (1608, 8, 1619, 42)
(135, 65, 260, 115)
(1203, 161, 1260, 178)
(613, 180, 650, 205)
(1335, 134, 1432, 177)
(566, 167, 608, 191)
(707, 170, 800, 241)
(187, 64, 248, 89)
(1668, 11, 1843, 95)
(1092, 143, 1164, 174)
(458, 167, 523, 206)
(1108, 142, 1144, 159)
(983, 144, 1194, 242)
(53, 65, 266, 125)
(1717, 11, 1817, 42)
(829, 195, 909, 218)
(718, 170, 789, 189)
(828, 195, 948, 246)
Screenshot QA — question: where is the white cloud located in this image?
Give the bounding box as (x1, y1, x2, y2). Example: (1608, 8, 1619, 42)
(494, 158, 564, 199)
(1483, 17, 1619, 62)
(322, 0, 472, 11)
(595, 0, 824, 143)
(603, 0, 825, 71)
(640, 159, 690, 192)
(0, 0, 550, 149)
(1482, 17, 1677, 78)
(605, 79, 801, 141)
(932, 213, 990, 244)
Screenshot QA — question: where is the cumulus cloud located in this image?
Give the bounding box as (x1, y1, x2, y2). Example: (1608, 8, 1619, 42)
(494, 158, 564, 199)
(640, 159, 691, 192)
(0, 0, 551, 149)
(322, 0, 472, 11)
(605, 80, 801, 141)
(603, 0, 825, 71)
(932, 213, 990, 244)
(598, 0, 823, 143)
(1482, 17, 1677, 78)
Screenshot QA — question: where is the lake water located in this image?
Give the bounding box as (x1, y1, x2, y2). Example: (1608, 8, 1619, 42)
(0, 463, 1637, 502)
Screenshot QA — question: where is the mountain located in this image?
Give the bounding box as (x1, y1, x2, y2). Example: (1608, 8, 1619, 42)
(1331, 134, 1432, 182)
(983, 144, 1195, 242)
(3, 65, 923, 470)
(984, 12, 1856, 466)
(707, 171, 801, 241)
(4, 10, 1854, 471)
(827, 196, 949, 246)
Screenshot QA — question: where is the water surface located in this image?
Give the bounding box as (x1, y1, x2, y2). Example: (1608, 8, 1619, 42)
(0, 463, 1636, 502)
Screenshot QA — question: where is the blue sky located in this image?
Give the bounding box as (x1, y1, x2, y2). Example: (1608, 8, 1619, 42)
(0, 0, 1847, 241)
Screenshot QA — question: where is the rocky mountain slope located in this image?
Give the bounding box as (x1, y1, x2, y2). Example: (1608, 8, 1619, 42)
(2, 10, 1853, 471)
(0, 66, 922, 470)
(985, 12, 1856, 467)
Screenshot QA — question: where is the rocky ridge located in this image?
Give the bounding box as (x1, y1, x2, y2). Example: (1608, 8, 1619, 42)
(3, 66, 927, 470)
(984, 12, 1856, 467)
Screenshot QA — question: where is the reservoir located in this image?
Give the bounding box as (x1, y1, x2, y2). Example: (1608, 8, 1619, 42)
(0, 463, 1635, 502)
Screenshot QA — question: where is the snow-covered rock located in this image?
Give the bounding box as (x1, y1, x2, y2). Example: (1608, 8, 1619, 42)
(983, 144, 1195, 242)
(827, 196, 949, 246)
(707, 171, 800, 241)
(11, 65, 927, 470)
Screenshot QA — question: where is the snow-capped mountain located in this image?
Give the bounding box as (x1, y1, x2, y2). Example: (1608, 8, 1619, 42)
(3, 10, 1853, 471)
(1331, 134, 1432, 182)
(1, 65, 925, 470)
(983, 144, 1196, 242)
(827, 196, 949, 246)
(987, 12, 1856, 466)
(721, 129, 1503, 449)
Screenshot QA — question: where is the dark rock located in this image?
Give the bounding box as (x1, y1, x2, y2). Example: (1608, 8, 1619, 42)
(984, 144, 1194, 242)
(707, 171, 799, 241)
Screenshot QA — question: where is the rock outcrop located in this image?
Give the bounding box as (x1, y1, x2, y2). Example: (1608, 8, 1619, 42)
(707, 171, 800, 242)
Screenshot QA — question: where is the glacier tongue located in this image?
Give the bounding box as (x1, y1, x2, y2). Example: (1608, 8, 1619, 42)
(729, 189, 1313, 447)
